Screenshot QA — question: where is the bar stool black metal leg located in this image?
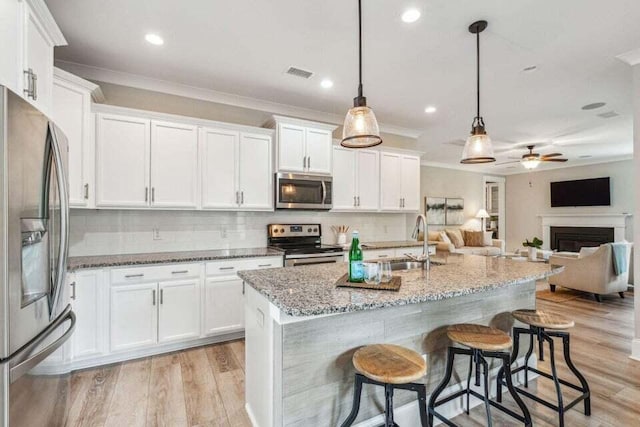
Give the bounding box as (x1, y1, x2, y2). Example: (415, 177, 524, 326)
(428, 347, 456, 427)
(384, 384, 395, 427)
(466, 353, 473, 414)
(524, 331, 535, 387)
(480, 355, 493, 427)
(416, 384, 428, 427)
(496, 327, 521, 403)
(500, 353, 532, 427)
(538, 329, 545, 361)
(340, 373, 364, 427)
(562, 334, 591, 416)
(546, 335, 565, 427)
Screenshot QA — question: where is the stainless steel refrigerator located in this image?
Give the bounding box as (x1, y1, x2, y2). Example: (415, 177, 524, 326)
(0, 87, 75, 426)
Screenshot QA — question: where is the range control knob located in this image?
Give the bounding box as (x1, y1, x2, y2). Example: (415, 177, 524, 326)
(273, 229, 278, 234)
(313, 228, 318, 232)
(308, 228, 312, 232)
(280, 228, 285, 233)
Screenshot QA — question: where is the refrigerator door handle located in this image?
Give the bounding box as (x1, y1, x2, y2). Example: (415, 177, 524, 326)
(7, 305, 76, 383)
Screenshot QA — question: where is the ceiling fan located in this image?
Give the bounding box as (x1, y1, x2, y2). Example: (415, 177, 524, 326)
(496, 145, 568, 169)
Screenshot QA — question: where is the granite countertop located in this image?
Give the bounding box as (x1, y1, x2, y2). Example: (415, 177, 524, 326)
(67, 247, 284, 271)
(238, 254, 563, 317)
(361, 240, 425, 250)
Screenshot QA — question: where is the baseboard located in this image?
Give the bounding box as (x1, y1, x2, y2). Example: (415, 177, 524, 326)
(630, 338, 640, 361)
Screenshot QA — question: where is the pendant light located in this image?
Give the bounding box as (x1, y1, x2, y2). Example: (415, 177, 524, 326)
(341, 0, 382, 148)
(460, 20, 495, 164)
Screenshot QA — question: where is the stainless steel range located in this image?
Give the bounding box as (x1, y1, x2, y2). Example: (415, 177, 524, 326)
(267, 224, 344, 267)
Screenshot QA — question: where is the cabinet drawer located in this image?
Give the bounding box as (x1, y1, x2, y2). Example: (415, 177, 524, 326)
(205, 256, 282, 276)
(363, 249, 396, 261)
(111, 263, 200, 285)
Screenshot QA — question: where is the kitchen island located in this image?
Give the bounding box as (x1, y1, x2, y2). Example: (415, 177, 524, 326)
(239, 255, 562, 427)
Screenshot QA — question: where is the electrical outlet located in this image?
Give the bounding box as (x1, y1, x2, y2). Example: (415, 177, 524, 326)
(153, 228, 162, 240)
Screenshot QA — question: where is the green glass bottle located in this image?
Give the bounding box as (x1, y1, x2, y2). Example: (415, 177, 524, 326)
(349, 231, 364, 282)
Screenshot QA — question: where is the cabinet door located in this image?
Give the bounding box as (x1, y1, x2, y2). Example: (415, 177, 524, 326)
(158, 279, 201, 343)
(0, 0, 19, 92)
(277, 123, 305, 172)
(53, 78, 92, 207)
(380, 152, 402, 211)
(239, 133, 272, 210)
(305, 127, 332, 174)
(331, 146, 356, 210)
(356, 150, 380, 210)
(204, 277, 244, 335)
(70, 270, 105, 359)
(96, 114, 151, 207)
(400, 155, 421, 211)
(22, 3, 54, 114)
(200, 127, 239, 209)
(110, 283, 158, 352)
(150, 121, 198, 208)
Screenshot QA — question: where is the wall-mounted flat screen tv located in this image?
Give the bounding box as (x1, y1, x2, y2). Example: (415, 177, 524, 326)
(550, 177, 610, 207)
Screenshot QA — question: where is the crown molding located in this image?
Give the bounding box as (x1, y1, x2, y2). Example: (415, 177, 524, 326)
(616, 48, 640, 66)
(24, 0, 67, 46)
(54, 67, 105, 102)
(55, 60, 422, 139)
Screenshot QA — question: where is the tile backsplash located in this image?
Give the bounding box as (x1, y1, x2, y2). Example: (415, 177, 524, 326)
(69, 209, 412, 256)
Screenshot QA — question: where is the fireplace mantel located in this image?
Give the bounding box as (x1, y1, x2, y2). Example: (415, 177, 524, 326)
(537, 213, 632, 249)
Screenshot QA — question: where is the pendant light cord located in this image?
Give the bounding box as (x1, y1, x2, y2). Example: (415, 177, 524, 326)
(358, 0, 363, 98)
(476, 29, 480, 119)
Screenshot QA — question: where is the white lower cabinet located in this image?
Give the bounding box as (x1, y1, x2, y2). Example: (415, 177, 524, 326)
(204, 277, 244, 335)
(110, 282, 158, 352)
(158, 278, 201, 343)
(70, 270, 106, 359)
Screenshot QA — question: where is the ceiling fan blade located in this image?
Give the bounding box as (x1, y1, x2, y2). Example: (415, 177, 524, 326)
(542, 158, 568, 162)
(541, 153, 563, 158)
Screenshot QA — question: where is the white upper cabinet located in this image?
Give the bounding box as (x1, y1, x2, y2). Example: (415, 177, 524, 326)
(332, 146, 379, 211)
(0, 0, 20, 91)
(380, 152, 421, 212)
(269, 116, 336, 175)
(238, 132, 272, 209)
(18, 0, 67, 115)
(96, 113, 151, 207)
(52, 68, 102, 208)
(200, 127, 239, 209)
(150, 120, 199, 208)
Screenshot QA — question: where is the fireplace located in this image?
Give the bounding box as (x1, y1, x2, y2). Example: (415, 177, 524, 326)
(550, 226, 614, 252)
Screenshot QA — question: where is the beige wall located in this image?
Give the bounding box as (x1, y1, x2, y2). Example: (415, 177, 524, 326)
(505, 160, 634, 252)
(414, 166, 487, 234)
(94, 81, 417, 150)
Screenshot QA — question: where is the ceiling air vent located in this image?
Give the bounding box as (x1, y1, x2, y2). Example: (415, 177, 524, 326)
(286, 66, 314, 79)
(597, 111, 619, 119)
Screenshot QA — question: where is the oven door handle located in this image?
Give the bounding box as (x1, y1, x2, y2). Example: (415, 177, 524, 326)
(321, 180, 327, 206)
(289, 259, 340, 266)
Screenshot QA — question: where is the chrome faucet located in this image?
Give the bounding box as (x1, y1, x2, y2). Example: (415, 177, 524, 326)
(406, 214, 430, 271)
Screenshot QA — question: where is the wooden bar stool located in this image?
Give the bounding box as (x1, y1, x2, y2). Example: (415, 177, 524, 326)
(428, 324, 532, 427)
(340, 344, 428, 427)
(496, 309, 591, 427)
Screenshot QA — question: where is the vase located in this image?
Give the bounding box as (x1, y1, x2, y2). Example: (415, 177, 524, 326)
(528, 247, 538, 261)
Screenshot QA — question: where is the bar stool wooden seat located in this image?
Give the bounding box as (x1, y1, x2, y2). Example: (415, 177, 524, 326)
(340, 344, 428, 427)
(428, 324, 532, 427)
(497, 309, 590, 427)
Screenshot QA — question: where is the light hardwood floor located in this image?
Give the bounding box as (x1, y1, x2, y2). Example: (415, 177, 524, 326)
(66, 290, 637, 427)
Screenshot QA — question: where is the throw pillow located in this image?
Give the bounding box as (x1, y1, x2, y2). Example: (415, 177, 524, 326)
(427, 231, 441, 242)
(578, 246, 599, 258)
(439, 231, 452, 244)
(445, 229, 465, 248)
(483, 231, 493, 247)
(464, 230, 485, 247)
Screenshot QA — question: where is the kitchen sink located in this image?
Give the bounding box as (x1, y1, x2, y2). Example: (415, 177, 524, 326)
(390, 261, 425, 271)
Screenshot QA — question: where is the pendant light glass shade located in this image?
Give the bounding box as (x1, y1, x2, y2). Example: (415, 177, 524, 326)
(341, 0, 382, 148)
(342, 105, 382, 148)
(461, 20, 495, 164)
(521, 158, 541, 169)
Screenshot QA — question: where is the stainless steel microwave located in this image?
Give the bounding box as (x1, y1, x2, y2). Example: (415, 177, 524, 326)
(275, 173, 332, 210)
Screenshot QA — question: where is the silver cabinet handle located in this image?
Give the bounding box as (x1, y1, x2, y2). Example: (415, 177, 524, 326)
(171, 270, 189, 274)
(151, 187, 155, 202)
(235, 191, 239, 204)
(378, 254, 389, 258)
(125, 273, 144, 278)
(258, 264, 272, 267)
(84, 183, 89, 200)
(23, 68, 37, 100)
(152, 289, 156, 306)
(70, 282, 76, 300)
(32, 72, 37, 100)
(303, 156, 306, 169)
(308, 156, 311, 169)
(240, 191, 244, 205)
(145, 187, 149, 202)
(354, 196, 357, 207)
(357, 196, 360, 207)
(242, 281, 245, 295)
(219, 266, 235, 271)
(160, 289, 164, 305)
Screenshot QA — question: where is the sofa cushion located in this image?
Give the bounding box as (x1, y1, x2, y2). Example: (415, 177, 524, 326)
(463, 230, 485, 247)
(579, 246, 599, 258)
(427, 231, 441, 241)
(439, 231, 451, 244)
(483, 232, 493, 247)
(445, 229, 465, 248)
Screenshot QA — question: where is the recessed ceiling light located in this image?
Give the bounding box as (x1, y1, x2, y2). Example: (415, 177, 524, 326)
(320, 79, 334, 89)
(424, 106, 437, 114)
(401, 9, 421, 23)
(581, 102, 606, 110)
(522, 65, 537, 73)
(145, 33, 164, 46)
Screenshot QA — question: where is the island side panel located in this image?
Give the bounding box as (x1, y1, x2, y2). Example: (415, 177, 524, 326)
(279, 281, 536, 426)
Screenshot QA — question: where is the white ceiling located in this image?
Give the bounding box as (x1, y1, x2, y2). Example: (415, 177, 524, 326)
(46, 0, 639, 173)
